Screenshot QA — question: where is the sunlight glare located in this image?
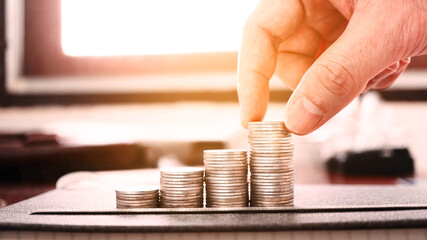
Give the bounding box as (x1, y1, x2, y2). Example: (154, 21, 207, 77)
(61, 0, 259, 56)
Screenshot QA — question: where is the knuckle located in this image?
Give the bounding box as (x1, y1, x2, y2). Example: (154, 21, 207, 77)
(315, 59, 358, 97)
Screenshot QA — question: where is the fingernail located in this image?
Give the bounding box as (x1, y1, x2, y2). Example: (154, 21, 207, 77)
(401, 57, 411, 64)
(240, 109, 248, 129)
(285, 96, 324, 135)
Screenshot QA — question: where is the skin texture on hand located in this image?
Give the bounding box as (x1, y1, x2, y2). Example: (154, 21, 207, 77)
(238, 0, 427, 135)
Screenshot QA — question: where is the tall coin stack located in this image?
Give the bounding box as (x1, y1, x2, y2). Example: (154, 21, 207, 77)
(115, 186, 159, 209)
(248, 121, 294, 207)
(204, 150, 249, 208)
(160, 167, 204, 208)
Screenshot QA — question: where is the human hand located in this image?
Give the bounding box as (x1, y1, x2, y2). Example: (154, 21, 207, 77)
(238, 0, 427, 135)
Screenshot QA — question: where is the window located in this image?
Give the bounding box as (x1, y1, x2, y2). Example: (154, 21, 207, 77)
(4, 0, 280, 106)
(2, 0, 426, 106)
(24, 0, 259, 77)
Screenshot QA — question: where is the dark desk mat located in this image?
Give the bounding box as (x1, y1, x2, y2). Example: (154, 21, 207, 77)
(2, 185, 427, 232)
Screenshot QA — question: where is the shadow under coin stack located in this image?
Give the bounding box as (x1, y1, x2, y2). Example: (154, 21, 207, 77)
(160, 167, 204, 208)
(248, 121, 294, 207)
(204, 150, 249, 208)
(115, 186, 159, 209)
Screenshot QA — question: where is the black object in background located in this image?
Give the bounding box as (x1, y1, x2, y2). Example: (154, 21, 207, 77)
(0, 133, 152, 183)
(327, 148, 415, 176)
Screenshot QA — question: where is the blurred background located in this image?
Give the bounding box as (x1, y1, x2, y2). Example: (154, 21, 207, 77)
(1, 0, 427, 206)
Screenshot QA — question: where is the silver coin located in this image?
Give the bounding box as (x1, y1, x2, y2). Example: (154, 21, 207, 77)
(116, 195, 158, 200)
(116, 204, 158, 209)
(204, 154, 248, 158)
(250, 162, 294, 167)
(249, 144, 293, 148)
(248, 134, 290, 138)
(160, 182, 203, 187)
(116, 201, 158, 206)
(251, 180, 294, 186)
(250, 188, 294, 194)
(250, 179, 294, 184)
(115, 186, 159, 195)
(203, 157, 247, 161)
(159, 195, 201, 200)
(250, 146, 294, 151)
(206, 181, 248, 186)
(205, 171, 248, 176)
(205, 179, 248, 183)
(161, 177, 203, 181)
(248, 126, 287, 130)
(207, 197, 248, 202)
(207, 187, 248, 192)
(160, 190, 203, 196)
(250, 150, 294, 154)
(116, 204, 158, 208)
(251, 197, 294, 203)
(250, 169, 294, 174)
(207, 200, 248, 205)
(207, 185, 248, 190)
(250, 194, 294, 199)
(250, 202, 293, 207)
(205, 174, 248, 178)
(250, 151, 294, 156)
(251, 178, 294, 184)
(251, 189, 294, 195)
(206, 202, 248, 207)
(115, 192, 159, 197)
(160, 189, 203, 194)
(206, 191, 248, 196)
(205, 175, 248, 180)
(160, 192, 201, 198)
(160, 198, 203, 204)
(205, 164, 247, 169)
(161, 204, 203, 208)
(250, 171, 294, 177)
(204, 158, 248, 162)
(205, 168, 247, 172)
(248, 138, 292, 143)
(204, 149, 247, 155)
(160, 189, 203, 195)
(251, 193, 294, 198)
(250, 160, 293, 165)
(160, 181, 203, 189)
(160, 196, 203, 201)
(206, 188, 248, 193)
(160, 172, 203, 178)
(250, 161, 294, 166)
(160, 194, 202, 200)
(250, 144, 293, 149)
(251, 197, 293, 202)
(250, 157, 293, 162)
(207, 194, 248, 199)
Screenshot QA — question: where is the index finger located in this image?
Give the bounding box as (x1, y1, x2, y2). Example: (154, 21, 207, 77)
(238, 0, 304, 128)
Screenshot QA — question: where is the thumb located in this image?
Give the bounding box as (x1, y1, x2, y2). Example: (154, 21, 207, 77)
(284, 7, 405, 135)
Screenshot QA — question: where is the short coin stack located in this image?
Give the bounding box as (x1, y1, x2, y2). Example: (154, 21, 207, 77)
(160, 167, 204, 208)
(248, 121, 294, 207)
(115, 186, 159, 209)
(204, 149, 249, 208)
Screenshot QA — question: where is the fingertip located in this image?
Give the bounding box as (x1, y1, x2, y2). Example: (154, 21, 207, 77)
(240, 112, 249, 129)
(284, 95, 324, 135)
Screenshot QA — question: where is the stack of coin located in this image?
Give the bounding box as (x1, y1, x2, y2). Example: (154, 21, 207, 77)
(248, 121, 294, 207)
(160, 167, 204, 208)
(115, 186, 159, 209)
(204, 149, 249, 208)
